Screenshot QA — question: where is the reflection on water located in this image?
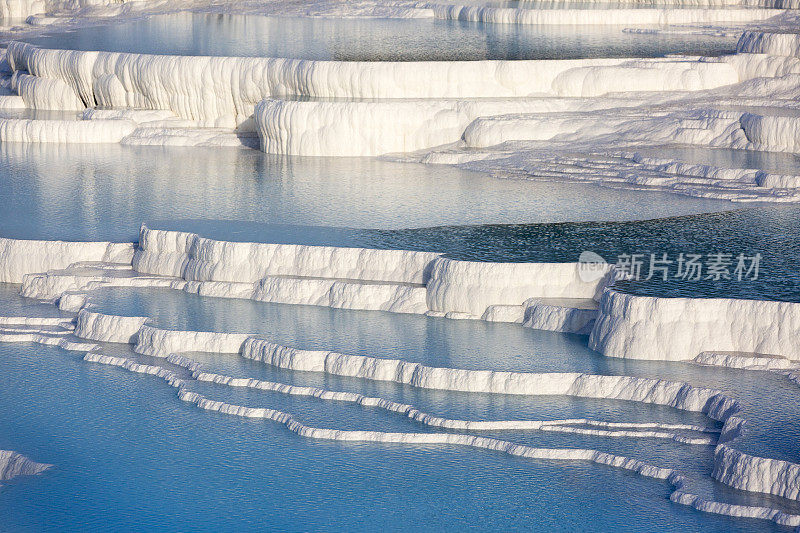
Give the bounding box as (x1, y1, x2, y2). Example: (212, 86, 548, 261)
(1, 141, 797, 301)
(23, 12, 738, 60)
(0, 143, 733, 241)
(0, 141, 796, 301)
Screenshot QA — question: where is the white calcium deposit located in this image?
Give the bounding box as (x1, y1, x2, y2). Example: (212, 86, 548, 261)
(1, 222, 799, 525)
(426, 258, 611, 315)
(4, 43, 740, 129)
(70, 327, 800, 526)
(589, 289, 800, 362)
(0, 1, 137, 20)
(0, 0, 45, 19)
(0, 238, 133, 283)
(0, 116, 136, 143)
(130, 226, 613, 318)
(0, 449, 51, 485)
(74, 307, 148, 343)
(134, 226, 440, 284)
(428, 3, 786, 26)
(2, 14, 800, 206)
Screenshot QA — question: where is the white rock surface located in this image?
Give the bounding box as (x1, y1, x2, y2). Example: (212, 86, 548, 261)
(194, 367, 716, 442)
(21, 264, 175, 301)
(695, 351, 797, 370)
(134, 324, 251, 357)
(714, 444, 800, 501)
(135, 226, 440, 284)
(75, 308, 148, 343)
(0, 237, 134, 283)
(739, 112, 800, 153)
(7, 42, 740, 136)
(426, 258, 610, 316)
(241, 338, 739, 419)
(11, 71, 85, 110)
(133, 227, 619, 319)
(0, 94, 27, 110)
(0, 0, 46, 19)
(254, 277, 429, 314)
(0, 449, 51, 484)
(589, 289, 800, 361)
(522, 298, 598, 335)
(0, 0, 136, 20)
(737, 30, 800, 58)
(0, 116, 135, 143)
(253, 58, 740, 156)
(430, 3, 785, 26)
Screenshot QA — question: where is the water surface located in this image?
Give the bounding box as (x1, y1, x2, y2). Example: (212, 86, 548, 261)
(22, 12, 739, 60)
(0, 143, 734, 242)
(1, 343, 776, 532)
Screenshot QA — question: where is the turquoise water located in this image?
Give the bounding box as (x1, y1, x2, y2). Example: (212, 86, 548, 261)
(21, 12, 739, 61)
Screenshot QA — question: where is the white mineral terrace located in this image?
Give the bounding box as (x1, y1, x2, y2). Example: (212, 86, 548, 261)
(0, 222, 799, 525)
(0, 22, 799, 200)
(1, 0, 800, 528)
(0, 449, 51, 485)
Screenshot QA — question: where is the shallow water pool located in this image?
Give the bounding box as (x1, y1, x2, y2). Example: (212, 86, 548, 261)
(0, 143, 735, 242)
(22, 12, 739, 60)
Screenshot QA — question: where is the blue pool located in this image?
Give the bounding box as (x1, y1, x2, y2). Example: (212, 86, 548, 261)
(0, 142, 798, 302)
